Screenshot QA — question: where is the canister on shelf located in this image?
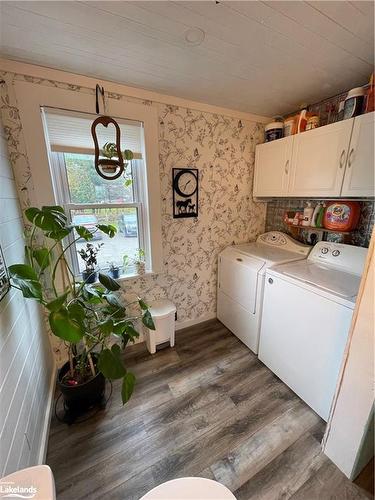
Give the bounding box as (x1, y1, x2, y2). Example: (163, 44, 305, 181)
(343, 87, 365, 120)
(305, 115, 320, 130)
(265, 121, 284, 142)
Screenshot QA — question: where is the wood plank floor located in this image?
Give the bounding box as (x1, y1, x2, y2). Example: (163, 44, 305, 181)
(46, 320, 373, 500)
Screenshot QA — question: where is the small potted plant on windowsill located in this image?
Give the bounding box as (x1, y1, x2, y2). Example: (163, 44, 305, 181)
(134, 248, 146, 275)
(8, 206, 155, 416)
(108, 261, 120, 279)
(79, 242, 102, 283)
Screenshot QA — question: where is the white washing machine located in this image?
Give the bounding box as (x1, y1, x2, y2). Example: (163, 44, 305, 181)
(217, 231, 311, 354)
(259, 241, 367, 421)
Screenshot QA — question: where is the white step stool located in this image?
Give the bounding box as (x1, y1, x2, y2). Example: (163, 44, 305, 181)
(145, 299, 176, 354)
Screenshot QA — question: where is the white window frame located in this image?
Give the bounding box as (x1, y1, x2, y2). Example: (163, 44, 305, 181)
(50, 151, 148, 276)
(13, 81, 163, 278)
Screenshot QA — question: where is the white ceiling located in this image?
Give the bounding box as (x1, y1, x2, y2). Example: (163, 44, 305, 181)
(0, 1, 374, 117)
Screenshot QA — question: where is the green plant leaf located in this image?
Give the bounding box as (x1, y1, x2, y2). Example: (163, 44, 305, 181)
(97, 224, 117, 238)
(123, 149, 134, 161)
(75, 225, 94, 241)
(46, 292, 68, 312)
(138, 298, 149, 311)
(68, 302, 86, 324)
(98, 318, 114, 336)
(112, 321, 139, 339)
(9, 264, 43, 300)
(142, 309, 155, 330)
(49, 307, 84, 342)
(99, 272, 120, 291)
(25, 206, 67, 232)
(32, 248, 50, 270)
(104, 292, 123, 309)
(45, 228, 71, 241)
(121, 372, 136, 404)
(98, 345, 126, 379)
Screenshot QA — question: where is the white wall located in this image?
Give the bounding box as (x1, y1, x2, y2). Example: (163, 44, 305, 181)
(323, 234, 374, 479)
(0, 119, 55, 477)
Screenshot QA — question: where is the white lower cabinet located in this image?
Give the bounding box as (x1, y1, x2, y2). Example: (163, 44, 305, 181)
(253, 113, 374, 198)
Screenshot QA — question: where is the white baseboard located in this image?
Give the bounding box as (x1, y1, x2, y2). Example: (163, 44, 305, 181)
(176, 313, 217, 331)
(37, 361, 57, 465)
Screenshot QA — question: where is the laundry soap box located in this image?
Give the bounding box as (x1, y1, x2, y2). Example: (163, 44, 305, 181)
(323, 201, 360, 231)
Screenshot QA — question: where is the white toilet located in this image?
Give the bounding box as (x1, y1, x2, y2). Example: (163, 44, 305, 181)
(0, 465, 56, 500)
(140, 477, 236, 499)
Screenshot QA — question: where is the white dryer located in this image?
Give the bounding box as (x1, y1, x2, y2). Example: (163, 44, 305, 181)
(259, 241, 368, 421)
(217, 231, 311, 353)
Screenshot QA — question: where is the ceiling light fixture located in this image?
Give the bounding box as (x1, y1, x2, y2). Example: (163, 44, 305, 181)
(184, 27, 205, 46)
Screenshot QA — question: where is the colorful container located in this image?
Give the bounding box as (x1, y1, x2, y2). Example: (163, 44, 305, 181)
(323, 201, 360, 231)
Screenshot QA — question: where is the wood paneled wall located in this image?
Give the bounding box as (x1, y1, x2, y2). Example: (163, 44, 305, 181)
(0, 119, 55, 477)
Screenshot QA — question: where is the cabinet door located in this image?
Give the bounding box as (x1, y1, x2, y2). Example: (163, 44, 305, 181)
(253, 137, 293, 197)
(288, 120, 354, 197)
(341, 112, 374, 197)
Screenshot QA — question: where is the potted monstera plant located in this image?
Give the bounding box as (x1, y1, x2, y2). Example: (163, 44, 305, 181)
(8, 206, 155, 411)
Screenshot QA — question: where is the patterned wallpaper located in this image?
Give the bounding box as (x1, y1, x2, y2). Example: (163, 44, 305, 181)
(0, 71, 266, 360)
(265, 199, 374, 248)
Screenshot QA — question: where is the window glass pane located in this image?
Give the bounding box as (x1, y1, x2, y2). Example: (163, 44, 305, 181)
(71, 207, 140, 274)
(64, 153, 134, 204)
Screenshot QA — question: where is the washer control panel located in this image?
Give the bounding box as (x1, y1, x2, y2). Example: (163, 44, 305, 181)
(309, 241, 367, 275)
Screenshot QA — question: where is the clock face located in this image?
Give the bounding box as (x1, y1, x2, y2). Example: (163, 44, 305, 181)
(174, 170, 198, 197)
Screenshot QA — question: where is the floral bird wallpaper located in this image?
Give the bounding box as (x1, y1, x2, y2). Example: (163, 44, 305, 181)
(0, 70, 266, 361)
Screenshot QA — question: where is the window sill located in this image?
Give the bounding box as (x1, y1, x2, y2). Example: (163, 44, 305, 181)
(76, 270, 157, 285)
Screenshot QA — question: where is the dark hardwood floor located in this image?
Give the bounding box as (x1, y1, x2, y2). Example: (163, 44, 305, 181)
(46, 320, 373, 500)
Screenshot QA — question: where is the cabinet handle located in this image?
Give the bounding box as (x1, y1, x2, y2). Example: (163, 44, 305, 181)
(268, 278, 274, 284)
(339, 150, 346, 169)
(348, 148, 354, 168)
(285, 160, 289, 175)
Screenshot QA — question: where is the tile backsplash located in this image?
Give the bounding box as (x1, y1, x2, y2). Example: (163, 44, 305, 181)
(265, 199, 374, 248)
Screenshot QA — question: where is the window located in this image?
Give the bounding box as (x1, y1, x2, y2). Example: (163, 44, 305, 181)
(44, 109, 150, 277)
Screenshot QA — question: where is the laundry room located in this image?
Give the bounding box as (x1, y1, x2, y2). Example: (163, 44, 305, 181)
(0, 2, 374, 500)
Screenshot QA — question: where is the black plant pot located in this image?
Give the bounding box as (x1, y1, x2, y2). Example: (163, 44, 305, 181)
(109, 268, 120, 279)
(82, 270, 97, 283)
(57, 357, 105, 412)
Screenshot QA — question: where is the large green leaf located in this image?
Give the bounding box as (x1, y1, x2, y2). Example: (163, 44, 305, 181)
(97, 224, 117, 238)
(46, 292, 68, 312)
(142, 309, 155, 330)
(98, 345, 126, 379)
(49, 307, 84, 343)
(32, 248, 50, 271)
(121, 372, 136, 404)
(8, 264, 42, 300)
(68, 302, 86, 324)
(25, 206, 67, 232)
(75, 225, 93, 241)
(99, 273, 120, 291)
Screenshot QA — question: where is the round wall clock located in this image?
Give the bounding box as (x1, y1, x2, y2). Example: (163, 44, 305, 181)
(172, 168, 199, 218)
(173, 169, 198, 197)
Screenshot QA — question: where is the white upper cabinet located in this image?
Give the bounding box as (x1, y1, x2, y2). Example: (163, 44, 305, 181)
(341, 112, 375, 197)
(253, 136, 293, 197)
(253, 113, 374, 198)
(288, 119, 354, 197)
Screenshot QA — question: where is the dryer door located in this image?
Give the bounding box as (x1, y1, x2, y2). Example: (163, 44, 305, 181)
(218, 249, 264, 313)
